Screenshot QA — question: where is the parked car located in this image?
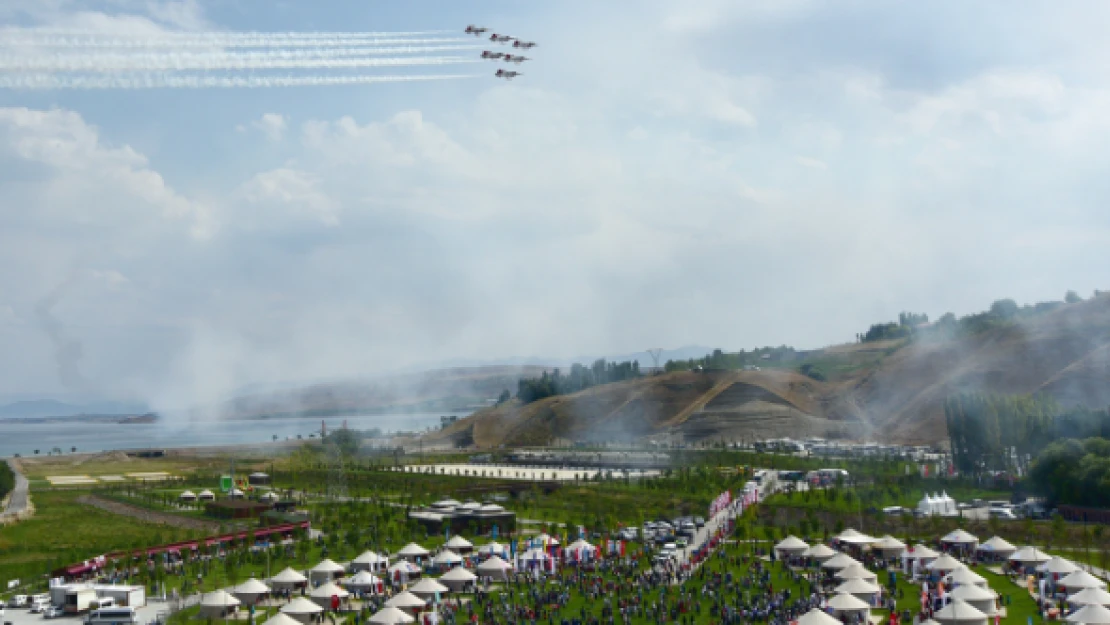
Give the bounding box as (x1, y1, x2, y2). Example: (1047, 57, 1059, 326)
(43, 607, 64, 619)
(694, 516, 706, 528)
(675, 537, 689, 548)
(989, 508, 1018, 520)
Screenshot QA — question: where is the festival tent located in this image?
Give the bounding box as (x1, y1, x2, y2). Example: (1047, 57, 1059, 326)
(309, 582, 350, 609)
(351, 550, 389, 572)
(836, 528, 877, 545)
(1066, 604, 1110, 625)
(821, 553, 860, 571)
(927, 553, 966, 575)
(432, 550, 463, 568)
(231, 578, 271, 604)
(408, 577, 449, 603)
(834, 578, 882, 603)
(977, 536, 1017, 560)
(309, 559, 345, 583)
(262, 613, 305, 625)
(835, 564, 879, 582)
(946, 567, 989, 590)
(775, 535, 810, 557)
(198, 590, 240, 618)
(387, 561, 422, 584)
(439, 566, 478, 592)
(797, 608, 843, 625)
(476, 555, 513, 581)
(803, 544, 837, 562)
(1060, 570, 1109, 593)
(179, 490, 197, 501)
(565, 539, 598, 561)
(368, 607, 415, 625)
(280, 597, 324, 624)
(918, 492, 957, 517)
(1040, 557, 1081, 577)
(1069, 588, 1110, 609)
(444, 536, 474, 554)
(872, 535, 907, 557)
(396, 543, 430, 560)
(260, 491, 280, 503)
(343, 571, 384, 594)
(949, 584, 999, 616)
(516, 547, 556, 573)
(478, 541, 506, 557)
(198, 489, 216, 501)
(269, 567, 308, 591)
(1010, 546, 1052, 568)
(385, 590, 427, 612)
(942, 529, 979, 547)
(934, 599, 988, 625)
(827, 592, 871, 620)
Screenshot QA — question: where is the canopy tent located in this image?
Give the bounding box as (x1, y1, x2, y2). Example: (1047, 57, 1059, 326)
(934, 599, 988, 625)
(834, 578, 882, 602)
(827, 592, 871, 618)
(946, 567, 989, 589)
(1069, 588, 1110, 608)
(260, 491, 279, 502)
(439, 566, 478, 592)
(343, 571, 384, 593)
(198, 489, 216, 500)
(942, 529, 979, 546)
(432, 550, 463, 567)
(232, 578, 271, 604)
(977, 536, 1017, 560)
(270, 567, 308, 591)
(444, 536, 474, 553)
(821, 553, 861, 570)
(262, 614, 305, 625)
(1010, 546, 1052, 567)
(478, 541, 507, 557)
(803, 544, 837, 561)
(309, 582, 350, 609)
(927, 554, 966, 574)
(351, 550, 389, 572)
(1041, 557, 1081, 577)
(396, 543, 431, 560)
(871, 535, 907, 556)
(798, 608, 844, 625)
(179, 490, 197, 500)
(280, 597, 324, 624)
(775, 535, 810, 556)
(565, 539, 599, 561)
(903, 545, 940, 560)
(1060, 570, 1109, 593)
(516, 547, 556, 573)
(387, 560, 422, 584)
(385, 591, 427, 611)
(949, 584, 999, 616)
(919, 492, 957, 517)
(408, 577, 449, 602)
(476, 555, 513, 581)
(309, 559, 345, 582)
(1066, 604, 1110, 625)
(368, 607, 415, 625)
(836, 529, 877, 545)
(835, 564, 879, 582)
(199, 590, 240, 618)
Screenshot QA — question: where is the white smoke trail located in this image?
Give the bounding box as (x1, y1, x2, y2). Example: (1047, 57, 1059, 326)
(0, 54, 479, 72)
(0, 44, 482, 62)
(0, 32, 472, 49)
(0, 73, 479, 90)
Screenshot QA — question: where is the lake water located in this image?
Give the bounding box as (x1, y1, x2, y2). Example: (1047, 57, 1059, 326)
(0, 412, 462, 458)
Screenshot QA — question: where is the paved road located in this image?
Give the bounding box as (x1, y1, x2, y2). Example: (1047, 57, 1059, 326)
(1, 458, 30, 521)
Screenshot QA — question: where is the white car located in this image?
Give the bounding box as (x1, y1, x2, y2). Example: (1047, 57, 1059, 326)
(44, 607, 64, 619)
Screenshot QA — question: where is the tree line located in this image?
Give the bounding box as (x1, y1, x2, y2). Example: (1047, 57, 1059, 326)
(0, 461, 12, 501)
(517, 360, 641, 404)
(945, 392, 1110, 473)
(1029, 438, 1110, 507)
(663, 346, 799, 372)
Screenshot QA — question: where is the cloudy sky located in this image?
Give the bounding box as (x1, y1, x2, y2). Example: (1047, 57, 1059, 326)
(1, 1, 1108, 408)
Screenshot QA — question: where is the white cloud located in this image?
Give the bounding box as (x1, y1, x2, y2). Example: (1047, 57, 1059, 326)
(239, 168, 338, 226)
(795, 156, 827, 169)
(251, 113, 288, 142)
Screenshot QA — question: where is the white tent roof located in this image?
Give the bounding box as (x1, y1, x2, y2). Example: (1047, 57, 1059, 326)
(179, 490, 196, 498)
(281, 598, 324, 615)
(518, 547, 551, 560)
(388, 561, 421, 574)
(1040, 557, 1080, 576)
(1069, 588, 1110, 608)
(904, 545, 940, 560)
(198, 489, 215, 498)
(309, 582, 350, 599)
(432, 550, 463, 566)
(942, 529, 979, 544)
(927, 553, 966, 572)
(396, 543, 430, 558)
(1010, 546, 1052, 564)
(827, 592, 871, 611)
(566, 539, 597, 552)
(200, 590, 241, 607)
(263, 614, 305, 625)
(804, 544, 837, 559)
(1061, 570, 1109, 591)
(798, 608, 844, 625)
(776, 535, 810, 551)
(385, 591, 426, 610)
(271, 567, 308, 583)
(408, 578, 449, 595)
(310, 559, 345, 574)
(353, 550, 387, 565)
(873, 535, 907, 550)
(978, 536, 1016, 554)
(368, 607, 415, 625)
(949, 584, 997, 602)
(946, 567, 988, 587)
(444, 536, 473, 550)
(476, 555, 512, 573)
(478, 541, 506, 555)
(1066, 604, 1110, 625)
(835, 578, 881, 594)
(233, 578, 271, 595)
(821, 553, 860, 570)
(440, 566, 477, 582)
(836, 528, 876, 545)
(934, 599, 987, 622)
(344, 571, 382, 587)
(835, 564, 879, 581)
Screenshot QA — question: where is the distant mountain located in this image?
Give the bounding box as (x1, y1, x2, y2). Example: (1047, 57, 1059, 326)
(417, 346, 716, 371)
(0, 398, 150, 419)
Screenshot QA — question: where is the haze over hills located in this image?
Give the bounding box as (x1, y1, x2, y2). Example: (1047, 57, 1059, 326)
(424, 293, 1110, 448)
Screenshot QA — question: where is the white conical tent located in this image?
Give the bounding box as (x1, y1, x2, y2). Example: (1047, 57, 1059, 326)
(439, 566, 478, 592)
(927, 553, 966, 573)
(270, 567, 308, 591)
(351, 550, 388, 572)
(804, 544, 837, 561)
(1040, 557, 1080, 576)
(942, 529, 979, 546)
(827, 592, 871, 616)
(1066, 604, 1110, 625)
(1069, 588, 1110, 608)
(309, 582, 350, 609)
(232, 578, 271, 603)
(775, 535, 810, 555)
(904, 545, 940, 560)
(476, 555, 512, 580)
(309, 558, 346, 582)
(343, 570, 383, 591)
(934, 599, 988, 625)
(179, 490, 196, 500)
(396, 543, 430, 560)
(821, 553, 860, 570)
(1010, 546, 1052, 566)
(948, 584, 999, 616)
(281, 597, 324, 624)
(835, 578, 881, 601)
(385, 591, 426, 610)
(872, 535, 907, 556)
(798, 608, 843, 625)
(1060, 570, 1109, 592)
(369, 607, 415, 625)
(444, 536, 473, 552)
(835, 564, 879, 582)
(263, 614, 305, 625)
(977, 536, 1016, 558)
(408, 577, 449, 601)
(836, 528, 876, 545)
(199, 590, 241, 618)
(432, 549, 463, 567)
(478, 541, 506, 556)
(946, 567, 989, 589)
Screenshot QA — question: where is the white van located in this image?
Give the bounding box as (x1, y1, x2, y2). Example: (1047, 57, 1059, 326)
(85, 607, 136, 625)
(10, 595, 29, 608)
(30, 597, 51, 613)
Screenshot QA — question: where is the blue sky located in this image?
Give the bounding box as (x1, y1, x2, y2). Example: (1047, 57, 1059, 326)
(1, 1, 1109, 409)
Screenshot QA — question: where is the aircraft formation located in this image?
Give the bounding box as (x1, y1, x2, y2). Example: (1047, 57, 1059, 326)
(466, 25, 535, 80)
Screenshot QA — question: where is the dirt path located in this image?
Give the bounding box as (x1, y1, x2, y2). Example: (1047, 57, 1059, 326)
(0, 458, 33, 525)
(77, 494, 221, 531)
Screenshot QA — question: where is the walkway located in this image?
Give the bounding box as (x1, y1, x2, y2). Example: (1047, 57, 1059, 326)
(0, 458, 31, 524)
